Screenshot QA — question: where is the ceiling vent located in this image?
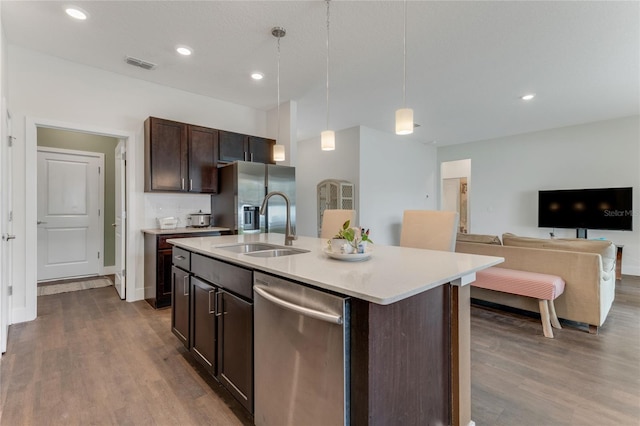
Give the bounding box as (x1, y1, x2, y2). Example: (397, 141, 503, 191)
(125, 56, 157, 70)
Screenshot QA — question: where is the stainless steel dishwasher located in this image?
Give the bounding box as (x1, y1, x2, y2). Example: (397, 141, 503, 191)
(253, 272, 349, 426)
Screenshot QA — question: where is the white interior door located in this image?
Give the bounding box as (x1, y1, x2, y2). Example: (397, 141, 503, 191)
(37, 148, 103, 281)
(114, 141, 126, 299)
(1, 106, 13, 353)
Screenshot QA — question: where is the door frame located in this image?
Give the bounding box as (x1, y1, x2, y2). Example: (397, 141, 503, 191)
(22, 117, 136, 323)
(36, 146, 105, 281)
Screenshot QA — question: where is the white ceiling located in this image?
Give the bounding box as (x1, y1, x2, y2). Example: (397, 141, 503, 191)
(2, 1, 639, 145)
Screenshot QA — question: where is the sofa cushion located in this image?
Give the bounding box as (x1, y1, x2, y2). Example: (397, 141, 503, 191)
(456, 233, 501, 245)
(502, 233, 616, 274)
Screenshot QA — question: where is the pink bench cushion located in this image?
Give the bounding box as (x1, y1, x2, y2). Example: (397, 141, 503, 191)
(473, 267, 565, 300)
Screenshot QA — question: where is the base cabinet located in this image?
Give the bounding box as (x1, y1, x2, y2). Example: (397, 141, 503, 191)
(217, 290, 253, 412)
(191, 276, 218, 374)
(171, 265, 191, 347)
(171, 250, 254, 414)
(144, 231, 221, 309)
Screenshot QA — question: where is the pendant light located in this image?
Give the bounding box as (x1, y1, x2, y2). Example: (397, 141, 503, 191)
(321, 0, 335, 151)
(272, 27, 286, 162)
(395, 0, 414, 135)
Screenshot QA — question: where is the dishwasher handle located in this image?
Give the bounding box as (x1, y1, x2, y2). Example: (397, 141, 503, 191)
(254, 285, 343, 325)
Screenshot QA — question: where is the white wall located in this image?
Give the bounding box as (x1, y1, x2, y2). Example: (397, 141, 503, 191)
(359, 127, 437, 245)
(438, 116, 640, 276)
(8, 46, 268, 322)
(296, 126, 361, 237)
(296, 125, 438, 246)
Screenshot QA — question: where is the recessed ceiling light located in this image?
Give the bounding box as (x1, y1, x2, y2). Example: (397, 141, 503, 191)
(251, 72, 264, 80)
(521, 94, 536, 101)
(65, 7, 88, 20)
(176, 46, 192, 56)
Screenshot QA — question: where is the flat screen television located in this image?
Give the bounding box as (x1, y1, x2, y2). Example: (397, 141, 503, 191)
(538, 187, 633, 232)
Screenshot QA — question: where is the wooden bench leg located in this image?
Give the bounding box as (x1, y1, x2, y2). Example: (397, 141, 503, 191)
(538, 300, 554, 338)
(548, 299, 562, 329)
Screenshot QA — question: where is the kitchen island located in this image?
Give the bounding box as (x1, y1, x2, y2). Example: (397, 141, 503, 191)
(169, 233, 503, 426)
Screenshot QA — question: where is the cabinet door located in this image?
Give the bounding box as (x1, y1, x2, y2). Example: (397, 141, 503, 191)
(157, 249, 174, 309)
(191, 277, 218, 375)
(217, 290, 253, 413)
(247, 136, 275, 164)
(145, 117, 188, 192)
(188, 125, 219, 193)
(171, 266, 190, 347)
(219, 130, 248, 163)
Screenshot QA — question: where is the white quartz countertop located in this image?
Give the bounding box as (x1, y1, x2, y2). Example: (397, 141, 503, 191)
(168, 234, 503, 305)
(142, 227, 230, 235)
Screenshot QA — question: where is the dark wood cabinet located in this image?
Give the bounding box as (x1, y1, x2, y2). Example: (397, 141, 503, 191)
(144, 231, 221, 309)
(145, 117, 219, 193)
(171, 265, 191, 347)
(247, 136, 274, 164)
(219, 130, 275, 164)
(191, 276, 218, 374)
(188, 125, 218, 193)
(217, 289, 253, 412)
(170, 248, 254, 414)
(145, 117, 188, 192)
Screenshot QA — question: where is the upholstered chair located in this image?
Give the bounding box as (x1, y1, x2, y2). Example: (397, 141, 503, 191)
(400, 210, 460, 252)
(320, 209, 356, 239)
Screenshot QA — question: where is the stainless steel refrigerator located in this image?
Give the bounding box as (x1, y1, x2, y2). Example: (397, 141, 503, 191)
(212, 161, 295, 235)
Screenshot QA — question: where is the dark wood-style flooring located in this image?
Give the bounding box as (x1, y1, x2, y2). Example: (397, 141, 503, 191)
(1, 276, 639, 425)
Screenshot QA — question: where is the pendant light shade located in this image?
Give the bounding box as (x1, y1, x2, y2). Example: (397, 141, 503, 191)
(321, 130, 335, 151)
(322, 0, 336, 151)
(395, 0, 414, 135)
(395, 108, 414, 135)
(273, 144, 285, 161)
(272, 26, 286, 162)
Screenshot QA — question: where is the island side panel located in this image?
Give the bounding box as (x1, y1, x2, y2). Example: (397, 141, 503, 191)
(350, 284, 451, 425)
(451, 284, 471, 426)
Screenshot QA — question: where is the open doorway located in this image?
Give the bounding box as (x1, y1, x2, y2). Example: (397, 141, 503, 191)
(441, 159, 471, 234)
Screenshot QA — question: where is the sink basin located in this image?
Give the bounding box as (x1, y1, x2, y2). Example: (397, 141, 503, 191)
(216, 243, 279, 253)
(245, 248, 310, 258)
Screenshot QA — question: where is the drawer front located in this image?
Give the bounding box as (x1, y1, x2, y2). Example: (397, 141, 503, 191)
(192, 253, 253, 300)
(159, 231, 221, 249)
(172, 247, 191, 270)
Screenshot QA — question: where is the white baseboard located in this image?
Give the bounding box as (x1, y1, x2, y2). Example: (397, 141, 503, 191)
(131, 286, 145, 302)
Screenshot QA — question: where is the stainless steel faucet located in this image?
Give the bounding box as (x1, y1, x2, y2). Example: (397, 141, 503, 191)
(260, 191, 295, 246)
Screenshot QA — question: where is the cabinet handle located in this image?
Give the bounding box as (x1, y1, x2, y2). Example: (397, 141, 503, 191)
(181, 178, 185, 190)
(183, 276, 189, 296)
(174, 255, 186, 261)
(209, 289, 218, 316)
(189, 179, 193, 191)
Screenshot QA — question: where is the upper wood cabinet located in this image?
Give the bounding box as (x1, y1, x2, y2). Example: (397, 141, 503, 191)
(219, 130, 275, 164)
(188, 125, 219, 193)
(145, 117, 188, 192)
(145, 117, 218, 193)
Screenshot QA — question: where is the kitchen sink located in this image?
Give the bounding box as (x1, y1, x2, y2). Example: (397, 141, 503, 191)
(245, 248, 310, 258)
(215, 243, 279, 253)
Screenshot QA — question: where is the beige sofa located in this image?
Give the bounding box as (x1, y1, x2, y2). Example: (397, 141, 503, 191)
(456, 233, 617, 333)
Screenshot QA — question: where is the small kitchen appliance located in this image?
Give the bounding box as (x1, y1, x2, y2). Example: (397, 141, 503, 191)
(188, 210, 212, 227)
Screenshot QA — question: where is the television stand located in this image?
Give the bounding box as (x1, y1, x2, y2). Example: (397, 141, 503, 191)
(576, 228, 588, 239)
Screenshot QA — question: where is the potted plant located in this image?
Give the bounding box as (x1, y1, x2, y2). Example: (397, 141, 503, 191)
(329, 220, 373, 254)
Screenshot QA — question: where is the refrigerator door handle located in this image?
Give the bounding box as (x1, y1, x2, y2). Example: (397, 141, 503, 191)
(254, 285, 343, 325)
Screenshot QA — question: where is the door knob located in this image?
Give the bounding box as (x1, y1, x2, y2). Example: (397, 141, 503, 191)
(37, 221, 47, 225)
(112, 223, 117, 227)
(2, 234, 16, 241)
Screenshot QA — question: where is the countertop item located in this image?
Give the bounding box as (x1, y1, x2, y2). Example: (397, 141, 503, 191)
(168, 233, 503, 305)
(142, 227, 230, 235)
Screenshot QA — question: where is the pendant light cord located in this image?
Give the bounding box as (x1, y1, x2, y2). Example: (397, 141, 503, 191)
(402, 0, 407, 107)
(326, 0, 331, 131)
(277, 34, 281, 143)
